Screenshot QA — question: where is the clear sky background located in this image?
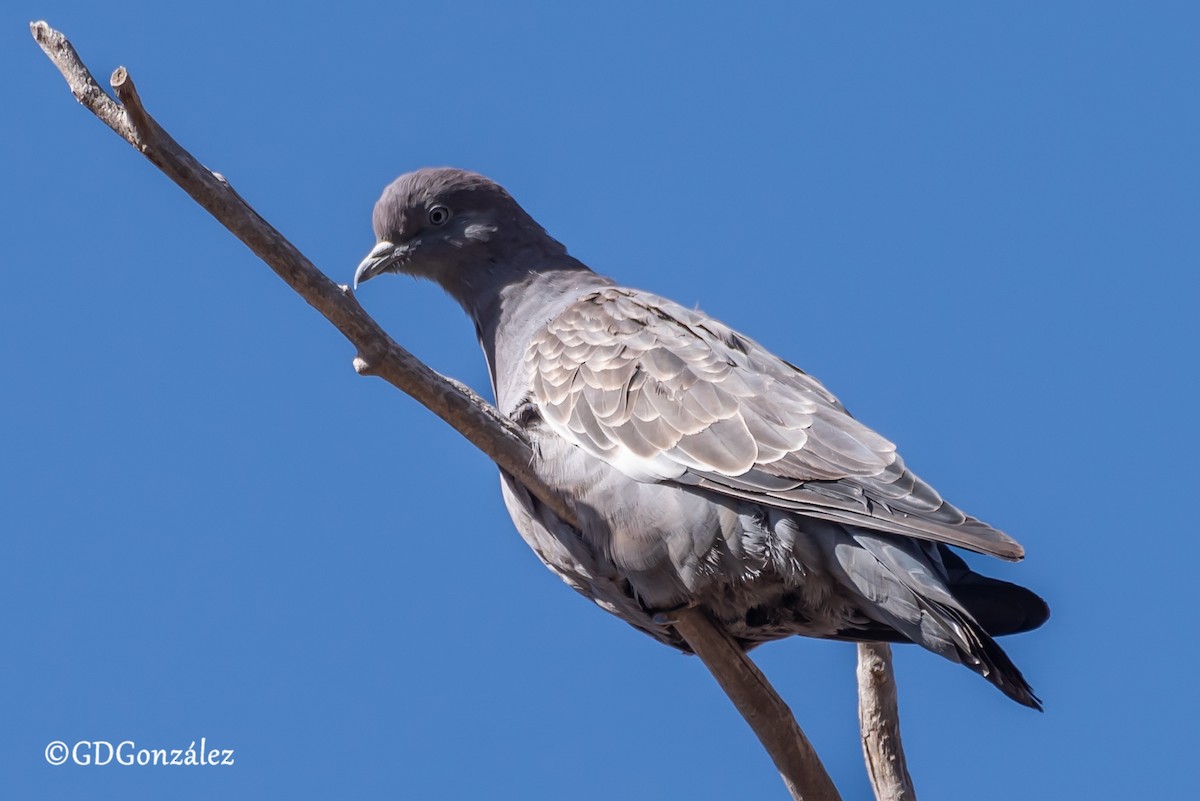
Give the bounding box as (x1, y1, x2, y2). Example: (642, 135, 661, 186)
(3, 2, 1196, 799)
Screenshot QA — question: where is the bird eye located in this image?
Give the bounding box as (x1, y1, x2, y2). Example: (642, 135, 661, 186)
(428, 205, 452, 226)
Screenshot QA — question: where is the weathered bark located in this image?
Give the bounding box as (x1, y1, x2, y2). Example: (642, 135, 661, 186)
(858, 643, 917, 801)
(31, 20, 913, 800)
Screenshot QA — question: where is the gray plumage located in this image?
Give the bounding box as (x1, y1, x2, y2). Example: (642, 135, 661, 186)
(355, 167, 1049, 709)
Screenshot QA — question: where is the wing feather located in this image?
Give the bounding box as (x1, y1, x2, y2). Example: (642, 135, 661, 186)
(526, 287, 1024, 560)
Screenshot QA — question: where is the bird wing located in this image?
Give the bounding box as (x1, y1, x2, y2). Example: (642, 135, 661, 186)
(526, 287, 1023, 560)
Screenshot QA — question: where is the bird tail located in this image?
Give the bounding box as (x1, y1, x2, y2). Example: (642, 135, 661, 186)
(829, 528, 1046, 710)
(916, 595, 1043, 709)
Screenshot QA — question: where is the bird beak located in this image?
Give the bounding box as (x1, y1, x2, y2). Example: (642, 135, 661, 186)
(353, 240, 404, 289)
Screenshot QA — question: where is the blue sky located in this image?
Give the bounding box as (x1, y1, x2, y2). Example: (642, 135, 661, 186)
(4, 2, 1196, 799)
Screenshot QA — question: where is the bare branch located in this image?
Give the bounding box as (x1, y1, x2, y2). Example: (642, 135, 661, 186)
(858, 643, 916, 801)
(31, 20, 571, 528)
(672, 608, 841, 801)
(31, 20, 910, 800)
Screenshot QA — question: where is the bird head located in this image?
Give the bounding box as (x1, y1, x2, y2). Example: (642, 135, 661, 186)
(353, 168, 562, 294)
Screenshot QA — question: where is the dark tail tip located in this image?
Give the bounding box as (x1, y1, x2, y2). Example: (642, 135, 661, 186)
(946, 601, 1043, 710)
(939, 545, 1050, 637)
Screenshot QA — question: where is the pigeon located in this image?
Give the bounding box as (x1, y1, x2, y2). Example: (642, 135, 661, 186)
(354, 167, 1049, 709)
